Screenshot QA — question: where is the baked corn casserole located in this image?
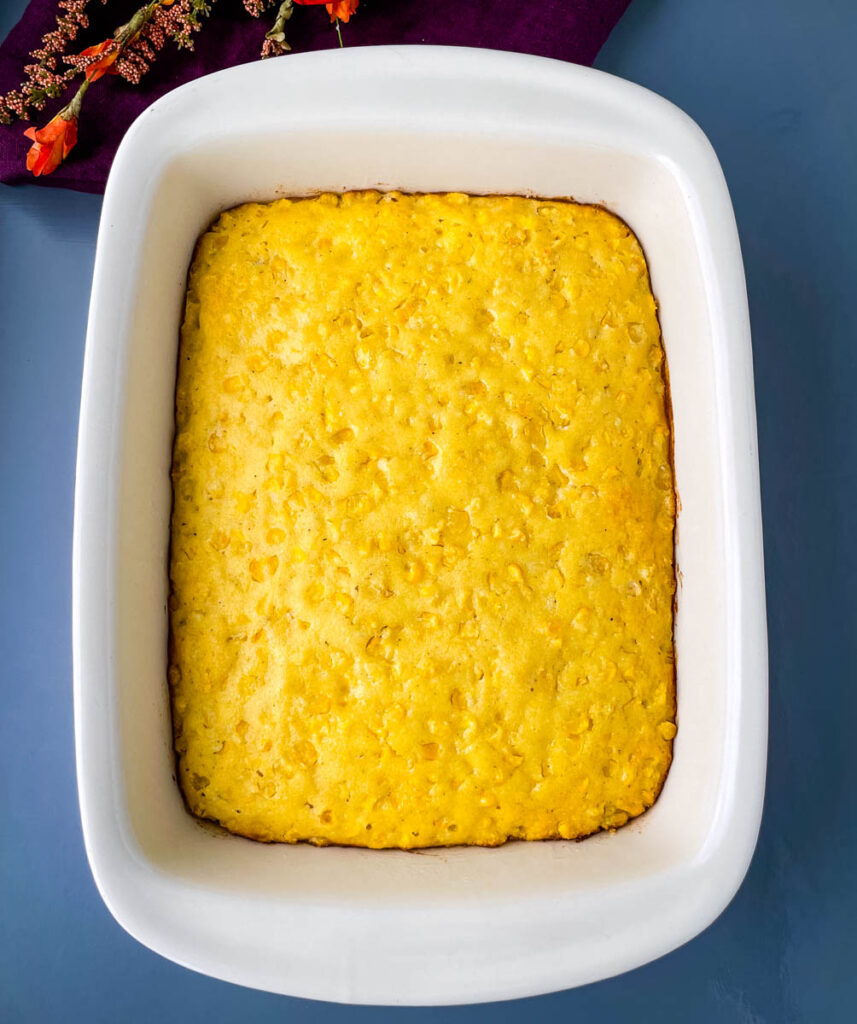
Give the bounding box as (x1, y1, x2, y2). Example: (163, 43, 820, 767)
(169, 191, 676, 849)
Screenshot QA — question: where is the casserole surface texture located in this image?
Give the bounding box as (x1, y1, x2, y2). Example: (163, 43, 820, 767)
(169, 190, 676, 848)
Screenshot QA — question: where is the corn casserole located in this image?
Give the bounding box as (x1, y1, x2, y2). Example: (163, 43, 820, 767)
(169, 190, 676, 848)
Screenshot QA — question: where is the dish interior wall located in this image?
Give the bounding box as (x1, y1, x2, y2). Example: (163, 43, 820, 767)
(115, 129, 724, 905)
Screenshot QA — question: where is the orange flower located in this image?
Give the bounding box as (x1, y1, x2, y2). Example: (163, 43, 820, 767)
(326, 0, 358, 22)
(24, 109, 78, 176)
(78, 39, 121, 83)
(294, 0, 359, 23)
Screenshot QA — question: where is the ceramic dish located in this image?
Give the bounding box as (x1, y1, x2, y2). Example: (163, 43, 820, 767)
(73, 45, 767, 1005)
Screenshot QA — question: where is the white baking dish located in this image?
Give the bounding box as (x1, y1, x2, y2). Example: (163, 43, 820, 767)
(73, 46, 767, 1005)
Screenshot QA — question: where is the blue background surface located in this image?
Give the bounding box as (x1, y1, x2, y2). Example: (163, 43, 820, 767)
(2, 0, 855, 1019)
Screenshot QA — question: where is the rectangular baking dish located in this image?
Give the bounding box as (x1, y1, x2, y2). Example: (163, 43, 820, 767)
(73, 45, 767, 1005)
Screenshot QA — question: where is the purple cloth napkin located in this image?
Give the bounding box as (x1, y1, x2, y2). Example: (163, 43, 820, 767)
(0, 0, 631, 192)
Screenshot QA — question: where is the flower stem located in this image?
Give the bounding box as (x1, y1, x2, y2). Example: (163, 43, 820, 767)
(117, 1, 162, 48)
(334, 18, 343, 47)
(62, 73, 90, 120)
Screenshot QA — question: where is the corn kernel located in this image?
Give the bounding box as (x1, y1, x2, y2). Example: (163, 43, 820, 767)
(573, 606, 592, 629)
(295, 740, 318, 765)
(442, 546, 463, 568)
(309, 696, 332, 715)
(546, 567, 565, 590)
(208, 431, 227, 453)
(249, 555, 279, 582)
(354, 346, 372, 369)
(209, 530, 230, 551)
(405, 561, 425, 584)
(568, 714, 592, 736)
(235, 491, 254, 514)
(547, 464, 568, 488)
(585, 552, 611, 575)
(229, 529, 249, 555)
(425, 550, 442, 574)
(499, 469, 516, 492)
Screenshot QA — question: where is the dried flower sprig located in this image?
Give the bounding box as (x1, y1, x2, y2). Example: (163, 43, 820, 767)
(0, 0, 94, 124)
(262, 0, 359, 57)
(263, 0, 294, 58)
(11, 0, 360, 175)
(244, 0, 277, 18)
(22, 0, 215, 171)
(114, 0, 214, 85)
